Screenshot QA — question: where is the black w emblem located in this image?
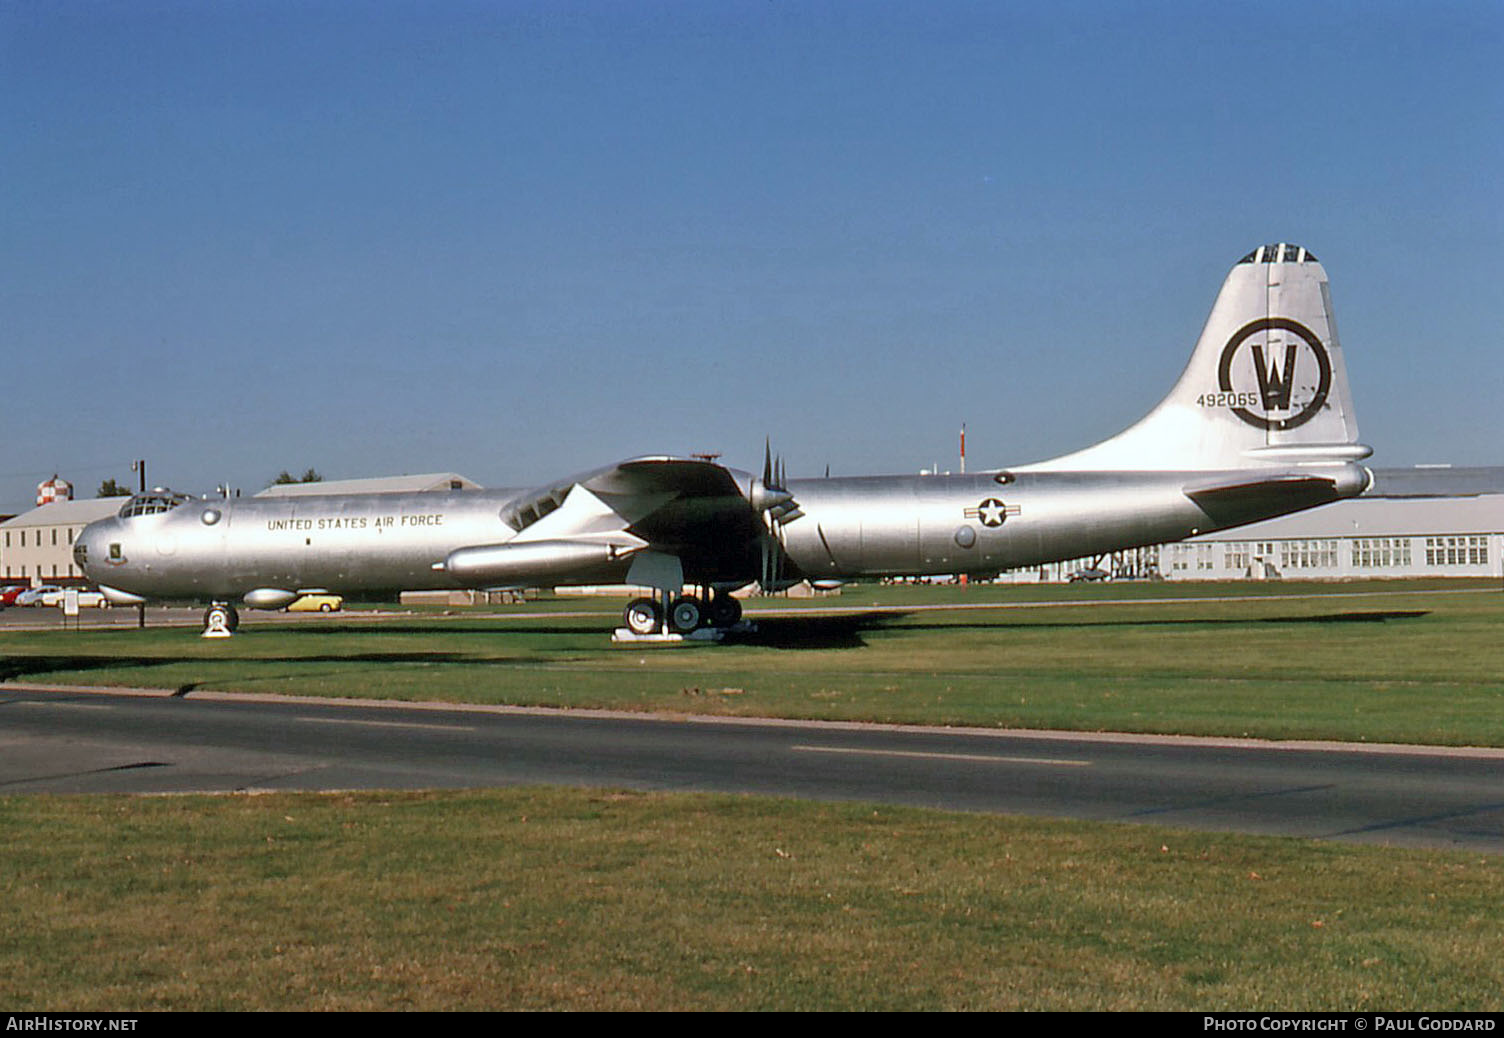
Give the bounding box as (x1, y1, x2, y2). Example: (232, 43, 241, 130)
(1250, 343, 1299, 411)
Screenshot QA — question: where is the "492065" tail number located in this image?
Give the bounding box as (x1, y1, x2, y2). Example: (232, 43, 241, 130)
(1198, 392, 1262, 409)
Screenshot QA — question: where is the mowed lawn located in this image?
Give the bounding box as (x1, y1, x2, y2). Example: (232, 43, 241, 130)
(4, 580, 1502, 744)
(3, 789, 1500, 1011)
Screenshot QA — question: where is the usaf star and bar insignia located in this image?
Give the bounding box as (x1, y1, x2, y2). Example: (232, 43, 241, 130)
(964, 498, 1020, 527)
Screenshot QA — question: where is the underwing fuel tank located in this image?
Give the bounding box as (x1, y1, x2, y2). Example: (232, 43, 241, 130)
(441, 540, 631, 585)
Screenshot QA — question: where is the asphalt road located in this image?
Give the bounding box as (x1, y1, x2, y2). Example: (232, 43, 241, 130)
(4, 684, 1502, 854)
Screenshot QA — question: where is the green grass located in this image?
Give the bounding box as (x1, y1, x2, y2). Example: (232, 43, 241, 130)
(5, 580, 1503, 744)
(3, 788, 1500, 1011)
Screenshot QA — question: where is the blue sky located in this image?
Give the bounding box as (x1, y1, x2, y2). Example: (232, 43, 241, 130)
(4, 0, 1500, 512)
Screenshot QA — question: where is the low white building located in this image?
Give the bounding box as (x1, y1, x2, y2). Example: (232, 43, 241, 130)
(1160, 494, 1500, 580)
(0, 497, 125, 585)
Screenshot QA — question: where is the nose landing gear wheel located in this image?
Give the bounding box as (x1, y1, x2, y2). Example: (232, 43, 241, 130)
(203, 603, 239, 633)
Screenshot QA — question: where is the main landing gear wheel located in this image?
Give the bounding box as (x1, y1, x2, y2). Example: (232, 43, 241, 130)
(623, 597, 662, 636)
(203, 603, 239, 633)
(668, 595, 703, 634)
(707, 592, 741, 628)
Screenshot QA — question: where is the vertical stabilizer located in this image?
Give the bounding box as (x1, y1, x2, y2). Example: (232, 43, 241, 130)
(1019, 244, 1368, 472)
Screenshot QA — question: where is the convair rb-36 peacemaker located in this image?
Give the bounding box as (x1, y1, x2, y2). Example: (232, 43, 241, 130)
(78, 244, 1372, 639)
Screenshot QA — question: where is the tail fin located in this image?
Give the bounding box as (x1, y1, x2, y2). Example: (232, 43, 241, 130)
(1020, 243, 1369, 472)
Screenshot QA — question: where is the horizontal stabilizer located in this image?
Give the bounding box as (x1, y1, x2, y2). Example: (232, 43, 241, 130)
(1184, 473, 1342, 527)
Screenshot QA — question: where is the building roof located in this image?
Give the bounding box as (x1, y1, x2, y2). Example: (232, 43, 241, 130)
(0, 497, 126, 528)
(254, 473, 481, 497)
(1368, 466, 1504, 497)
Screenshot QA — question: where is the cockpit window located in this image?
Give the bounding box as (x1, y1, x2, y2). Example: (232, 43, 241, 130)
(118, 491, 189, 518)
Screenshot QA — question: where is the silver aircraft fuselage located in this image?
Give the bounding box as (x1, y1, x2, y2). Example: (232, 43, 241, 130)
(75, 463, 1370, 601)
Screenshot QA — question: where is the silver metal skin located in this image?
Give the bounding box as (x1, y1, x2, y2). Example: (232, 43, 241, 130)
(77, 244, 1373, 630)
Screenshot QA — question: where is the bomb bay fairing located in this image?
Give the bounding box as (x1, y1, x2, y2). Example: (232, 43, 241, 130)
(78, 244, 1372, 638)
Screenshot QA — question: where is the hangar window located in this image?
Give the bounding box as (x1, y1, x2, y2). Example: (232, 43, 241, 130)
(1351, 538, 1412, 569)
(1278, 539, 1338, 570)
(1424, 536, 1488, 567)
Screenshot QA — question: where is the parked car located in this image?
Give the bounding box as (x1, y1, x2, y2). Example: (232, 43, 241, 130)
(15, 585, 64, 606)
(1067, 568, 1109, 583)
(287, 594, 343, 613)
(38, 588, 111, 609)
(0, 584, 28, 607)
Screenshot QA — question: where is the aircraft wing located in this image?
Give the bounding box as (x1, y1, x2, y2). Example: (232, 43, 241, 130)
(446, 457, 763, 588)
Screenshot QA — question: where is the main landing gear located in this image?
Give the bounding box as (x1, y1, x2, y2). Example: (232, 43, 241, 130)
(616, 588, 746, 643)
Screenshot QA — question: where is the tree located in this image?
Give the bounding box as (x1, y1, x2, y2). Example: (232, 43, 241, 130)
(97, 478, 131, 497)
(271, 468, 324, 486)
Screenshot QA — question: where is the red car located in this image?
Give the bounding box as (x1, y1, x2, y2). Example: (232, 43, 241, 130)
(0, 584, 29, 607)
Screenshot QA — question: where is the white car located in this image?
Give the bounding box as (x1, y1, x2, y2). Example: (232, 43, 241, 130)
(37, 588, 111, 609)
(15, 585, 64, 607)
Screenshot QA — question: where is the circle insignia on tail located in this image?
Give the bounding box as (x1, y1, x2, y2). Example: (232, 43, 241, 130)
(1216, 318, 1331, 431)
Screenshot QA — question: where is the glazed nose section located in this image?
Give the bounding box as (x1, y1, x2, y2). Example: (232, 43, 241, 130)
(75, 518, 120, 581)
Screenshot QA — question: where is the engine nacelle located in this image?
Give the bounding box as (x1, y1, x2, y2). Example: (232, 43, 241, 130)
(443, 539, 631, 586)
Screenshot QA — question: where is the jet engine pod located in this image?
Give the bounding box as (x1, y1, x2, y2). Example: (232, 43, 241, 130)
(443, 539, 633, 585)
(243, 588, 299, 610)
